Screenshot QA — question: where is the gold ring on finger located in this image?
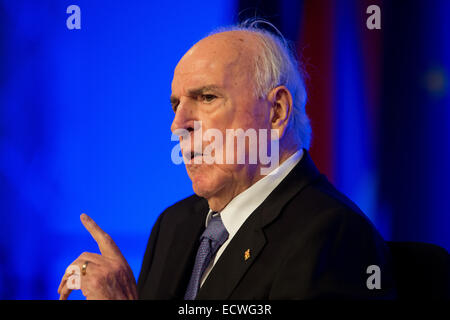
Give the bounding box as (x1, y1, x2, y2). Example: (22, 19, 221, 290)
(81, 261, 89, 276)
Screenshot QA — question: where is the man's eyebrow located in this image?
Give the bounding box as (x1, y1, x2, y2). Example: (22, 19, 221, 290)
(170, 85, 222, 105)
(187, 85, 222, 96)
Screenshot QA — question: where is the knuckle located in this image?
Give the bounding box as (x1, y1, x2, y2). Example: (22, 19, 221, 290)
(112, 261, 126, 274)
(74, 251, 89, 262)
(108, 264, 120, 276)
(89, 275, 104, 290)
(79, 251, 90, 259)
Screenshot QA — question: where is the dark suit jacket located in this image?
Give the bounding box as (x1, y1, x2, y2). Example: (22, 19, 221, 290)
(137, 151, 396, 299)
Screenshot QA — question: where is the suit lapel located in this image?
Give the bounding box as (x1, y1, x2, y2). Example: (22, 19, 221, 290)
(257, 151, 322, 227)
(196, 151, 322, 299)
(156, 198, 209, 299)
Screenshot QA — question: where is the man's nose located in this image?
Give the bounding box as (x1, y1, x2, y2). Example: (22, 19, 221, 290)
(171, 101, 195, 134)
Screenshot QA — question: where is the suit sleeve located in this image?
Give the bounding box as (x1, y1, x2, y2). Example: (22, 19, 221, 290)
(269, 208, 397, 299)
(136, 212, 164, 298)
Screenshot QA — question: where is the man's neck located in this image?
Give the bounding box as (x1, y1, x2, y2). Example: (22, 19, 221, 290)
(206, 147, 300, 212)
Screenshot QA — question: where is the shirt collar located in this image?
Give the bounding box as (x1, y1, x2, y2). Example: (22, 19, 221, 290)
(205, 149, 304, 237)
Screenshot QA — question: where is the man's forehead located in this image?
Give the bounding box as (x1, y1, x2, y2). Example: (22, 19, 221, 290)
(191, 32, 249, 54)
(175, 31, 257, 74)
(172, 31, 257, 92)
(171, 58, 229, 94)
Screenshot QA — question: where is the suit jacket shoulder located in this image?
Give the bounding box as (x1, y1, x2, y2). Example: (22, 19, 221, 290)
(261, 178, 395, 299)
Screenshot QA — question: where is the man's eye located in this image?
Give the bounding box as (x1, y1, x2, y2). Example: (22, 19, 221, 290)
(200, 94, 216, 103)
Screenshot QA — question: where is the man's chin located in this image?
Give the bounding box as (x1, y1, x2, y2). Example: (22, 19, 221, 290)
(187, 168, 213, 197)
(190, 174, 223, 200)
(187, 167, 228, 202)
(191, 181, 213, 199)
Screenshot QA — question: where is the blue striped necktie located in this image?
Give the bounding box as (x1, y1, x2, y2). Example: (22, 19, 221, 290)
(184, 214, 229, 300)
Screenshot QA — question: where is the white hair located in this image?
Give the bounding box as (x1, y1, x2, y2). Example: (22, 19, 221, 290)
(209, 19, 311, 149)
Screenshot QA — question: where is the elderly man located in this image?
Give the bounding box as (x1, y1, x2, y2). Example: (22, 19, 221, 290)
(58, 23, 395, 300)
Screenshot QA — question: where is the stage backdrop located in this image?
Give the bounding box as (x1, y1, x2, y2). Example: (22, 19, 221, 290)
(1, 0, 449, 299)
(237, 0, 449, 252)
(0, 0, 236, 299)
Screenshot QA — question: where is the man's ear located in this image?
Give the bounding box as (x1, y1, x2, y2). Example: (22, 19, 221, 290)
(267, 85, 293, 139)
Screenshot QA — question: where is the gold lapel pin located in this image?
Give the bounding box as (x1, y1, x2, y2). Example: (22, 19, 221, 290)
(244, 249, 251, 261)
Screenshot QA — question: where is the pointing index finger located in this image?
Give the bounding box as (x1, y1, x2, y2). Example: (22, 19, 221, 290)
(80, 213, 121, 258)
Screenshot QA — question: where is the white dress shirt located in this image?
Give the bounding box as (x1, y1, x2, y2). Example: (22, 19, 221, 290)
(200, 149, 304, 286)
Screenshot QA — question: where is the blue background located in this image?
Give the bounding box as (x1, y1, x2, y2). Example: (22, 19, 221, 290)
(1, 0, 449, 299)
(0, 0, 236, 299)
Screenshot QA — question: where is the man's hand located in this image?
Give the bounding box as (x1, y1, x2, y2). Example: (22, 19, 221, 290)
(58, 213, 138, 300)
